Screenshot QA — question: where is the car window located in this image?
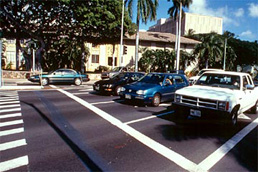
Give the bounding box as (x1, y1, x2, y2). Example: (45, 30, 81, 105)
(63, 70, 76, 75)
(138, 73, 165, 84)
(174, 75, 184, 84)
(54, 70, 63, 75)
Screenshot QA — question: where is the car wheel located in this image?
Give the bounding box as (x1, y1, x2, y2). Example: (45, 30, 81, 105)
(229, 107, 239, 126)
(41, 78, 49, 86)
(114, 86, 121, 96)
(152, 93, 161, 107)
(74, 78, 82, 86)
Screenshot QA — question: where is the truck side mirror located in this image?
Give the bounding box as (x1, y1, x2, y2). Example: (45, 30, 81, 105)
(246, 84, 254, 90)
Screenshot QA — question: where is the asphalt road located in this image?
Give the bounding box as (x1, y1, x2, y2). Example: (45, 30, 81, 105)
(0, 84, 257, 171)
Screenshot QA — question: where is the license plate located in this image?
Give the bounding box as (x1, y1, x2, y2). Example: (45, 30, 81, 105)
(190, 109, 201, 117)
(95, 86, 99, 90)
(125, 94, 131, 99)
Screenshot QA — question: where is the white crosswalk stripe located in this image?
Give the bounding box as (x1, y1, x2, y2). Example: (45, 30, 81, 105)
(0, 91, 29, 171)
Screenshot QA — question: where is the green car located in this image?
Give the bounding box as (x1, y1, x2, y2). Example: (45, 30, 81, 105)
(28, 68, 90, 86)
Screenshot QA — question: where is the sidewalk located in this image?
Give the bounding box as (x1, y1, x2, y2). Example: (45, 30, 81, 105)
(0, 78, 97, 90)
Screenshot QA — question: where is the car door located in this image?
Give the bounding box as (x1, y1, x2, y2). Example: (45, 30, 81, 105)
(63, 70, 76, 83)
(240, 75, 253, 111)
(161, 75, 176, 102)
(49, 69, 63, 83)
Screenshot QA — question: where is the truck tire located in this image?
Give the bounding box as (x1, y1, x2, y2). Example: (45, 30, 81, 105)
(250, 100, 258, 114)
(229, 107, 239, 126)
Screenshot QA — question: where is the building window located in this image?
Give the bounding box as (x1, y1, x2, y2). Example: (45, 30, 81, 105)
(108, 57, 117, 66)
(6, 51, 15, 64)
(92, 54, 99, 63)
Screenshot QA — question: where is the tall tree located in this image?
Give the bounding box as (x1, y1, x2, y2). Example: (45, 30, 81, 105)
(1, 0, 136, 72)
(167, 0, 192, 70)
(192, 33, 224, 69)
(126, 0, 159, 72)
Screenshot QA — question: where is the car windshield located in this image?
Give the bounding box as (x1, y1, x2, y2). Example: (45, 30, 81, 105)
(111, 73, 129, 80)
(112, 67, 122, 72)
(138, 73, 165, 84)
(195, 73, 241, 90)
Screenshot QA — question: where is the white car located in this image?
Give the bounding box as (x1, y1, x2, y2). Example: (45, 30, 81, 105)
(173, 71, 258, 126)
(189, 68, 223, 85)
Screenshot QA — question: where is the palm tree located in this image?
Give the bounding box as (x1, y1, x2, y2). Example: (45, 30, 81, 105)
(167, 0, 192, 70)
(126, 0, 159, 72)
(193, 33, 224, 69)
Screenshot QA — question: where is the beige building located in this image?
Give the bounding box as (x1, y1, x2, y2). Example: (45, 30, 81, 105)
(3, 32, 200, 72)
(148, 13, 223, 35)
(86, 31, 200, 71)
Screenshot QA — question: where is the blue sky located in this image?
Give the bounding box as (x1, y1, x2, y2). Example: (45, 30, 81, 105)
(136, 0, 258, 42)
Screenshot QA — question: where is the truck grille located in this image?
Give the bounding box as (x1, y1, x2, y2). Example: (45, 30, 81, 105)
(181, 95, 218, 109)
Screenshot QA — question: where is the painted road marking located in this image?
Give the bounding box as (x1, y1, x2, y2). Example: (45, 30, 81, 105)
(125, 111, 174, 125)
(0, 128, 24, 137)
(0, 104, 20, 109)
(73, 92, 89, 95)
(0, 108, 21, 113)
(0, 113, 22, 119)
(238, 113, 251, 120)
(0, 156, 29, 172)
(198, 117, 258, 171)
(91, 100, 123, 105)
(51, 85, 258, 171)
(79, 89, 93, 92)
(0, 98, 19, 102)
(51, 85, 200, 171)
(0, 139, 27, 151)
(0, 101, 20, 105)
(0, 120, 23, 128)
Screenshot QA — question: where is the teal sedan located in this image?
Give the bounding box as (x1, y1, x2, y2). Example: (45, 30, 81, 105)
(28, 68, 89, 86)
(119, 73, 189, 106)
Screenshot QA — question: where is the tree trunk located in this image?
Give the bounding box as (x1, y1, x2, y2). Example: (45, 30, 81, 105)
(16, 39, 20, 70)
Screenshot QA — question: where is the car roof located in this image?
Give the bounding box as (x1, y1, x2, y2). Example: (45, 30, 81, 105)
(203, 71, 250, 76)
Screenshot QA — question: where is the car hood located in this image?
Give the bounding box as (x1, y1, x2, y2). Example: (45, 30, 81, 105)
(95, 78, 122, 85)
(175, 85, 237, 101)
(125, 82, 159, 90)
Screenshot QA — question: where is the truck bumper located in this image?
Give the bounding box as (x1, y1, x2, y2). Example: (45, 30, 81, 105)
(173, 103, 231, 122)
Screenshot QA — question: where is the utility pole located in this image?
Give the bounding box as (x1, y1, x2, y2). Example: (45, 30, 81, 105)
(119, 0, 125, 67)
(223, 38, 227, 70)
(175, 2, 182, 71)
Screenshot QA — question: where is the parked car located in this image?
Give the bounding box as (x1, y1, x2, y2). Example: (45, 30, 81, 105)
(189, 68, 223, 85)
(28, 68, 89, 86)
(120, 73, 189, 106)
(173, 71, 258, 126)
(93, 72, 145, 95)
(101, 66, 129, 79)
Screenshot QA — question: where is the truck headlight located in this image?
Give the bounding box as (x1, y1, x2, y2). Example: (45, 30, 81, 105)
(218, 101, 229, 111)
(175, 94, 181, 102)
(136, 90, 146, 95)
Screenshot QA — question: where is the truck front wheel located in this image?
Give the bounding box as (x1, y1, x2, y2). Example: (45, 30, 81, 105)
(250, 100, 258, 114)
(229, 107, 239, 126)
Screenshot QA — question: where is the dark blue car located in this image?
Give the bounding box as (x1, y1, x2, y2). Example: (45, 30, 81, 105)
(120, 73, 189, 106)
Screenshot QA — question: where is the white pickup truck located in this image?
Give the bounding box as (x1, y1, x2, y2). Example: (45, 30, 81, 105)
(173, 71, 258, 125)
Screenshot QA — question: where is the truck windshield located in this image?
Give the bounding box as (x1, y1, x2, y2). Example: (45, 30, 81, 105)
(195, 74, 241, 90)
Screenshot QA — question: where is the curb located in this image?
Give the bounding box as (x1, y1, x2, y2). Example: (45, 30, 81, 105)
(0, 86, 43, 90)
